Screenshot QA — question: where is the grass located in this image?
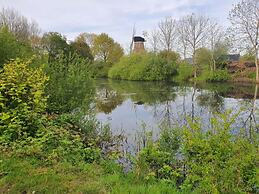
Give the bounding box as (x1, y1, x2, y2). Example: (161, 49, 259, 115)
(0, 154, 182, 194)
(0, 155, 106, 193)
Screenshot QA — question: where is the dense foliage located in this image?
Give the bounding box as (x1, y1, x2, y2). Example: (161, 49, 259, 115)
(136, 113, 258, 193)
(0, 59, 48, 142)
(45, 52, 94, 113)
(0, 27, 33, 68)
(206, 69, 230, 82)
(109, 53, 178, 81)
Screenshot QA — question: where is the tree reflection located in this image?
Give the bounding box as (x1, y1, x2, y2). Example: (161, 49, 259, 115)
(196, 91, 224, 113)
(96, 85, 124, 114)
(95, 79, 259, 136)
(242, 84, 259, 140)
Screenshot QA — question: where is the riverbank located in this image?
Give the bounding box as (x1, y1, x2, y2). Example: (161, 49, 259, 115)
(1, 111, 258, 194)
(0, 155, 180, 194)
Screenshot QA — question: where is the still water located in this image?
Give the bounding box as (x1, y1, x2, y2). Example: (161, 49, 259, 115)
(94, 79, 259, 149)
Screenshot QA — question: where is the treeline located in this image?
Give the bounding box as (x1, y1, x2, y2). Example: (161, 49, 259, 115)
(0, 8, 124, 79)
(110, 0, 258, 82)
(1, 0, 258, 83)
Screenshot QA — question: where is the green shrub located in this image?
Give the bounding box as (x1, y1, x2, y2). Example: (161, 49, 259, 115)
(109, 53, 177, 81)
(46, 52, 94, 113)
(206, 70, 230, 82)
(135, 112, 258, 193)
(91, 61, 112, 78)
(157, 50, 180, 62)
(0, 59, 48, 142)
(181, 113, 258, 193)
(173, 62, 193, 82)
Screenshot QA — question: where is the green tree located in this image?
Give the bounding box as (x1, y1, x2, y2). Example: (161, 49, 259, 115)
(70, 35, 93, 61)
(0, 27, 19, 67)
(42, 32, 70, 63)
(92, 33, 124, 64)
(212, 41, 229, 69)
(195, 48, 212, 72)
(0, 27, 33, 68)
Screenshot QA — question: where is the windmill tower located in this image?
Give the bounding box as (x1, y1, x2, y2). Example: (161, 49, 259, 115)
(133, 36, 145, 54)
(130, 25, 146, 54)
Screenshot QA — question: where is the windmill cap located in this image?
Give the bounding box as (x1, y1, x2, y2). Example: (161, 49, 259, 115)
(133, 36, 145, 42)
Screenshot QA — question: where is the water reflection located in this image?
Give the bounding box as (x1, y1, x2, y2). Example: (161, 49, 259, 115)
(95, 79, 259, 145)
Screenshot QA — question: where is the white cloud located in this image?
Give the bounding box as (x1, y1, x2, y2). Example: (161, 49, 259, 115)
(0, 0, 239, 46)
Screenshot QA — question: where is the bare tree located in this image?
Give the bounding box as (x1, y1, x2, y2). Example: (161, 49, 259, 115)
(177, 20, 189, 59)
(207, 20, 225, 71)
(143, 29, 159, 53)
(158, 17, 177, 52)
(0, 8, 40, 41)
(178, 14, 210, 78)
(229, 0, 259, 83)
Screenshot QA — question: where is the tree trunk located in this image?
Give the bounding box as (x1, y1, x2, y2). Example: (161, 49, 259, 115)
(193, 51, 197, 78)
(183, 45, 187, 60)
(255, 49, 259, 83)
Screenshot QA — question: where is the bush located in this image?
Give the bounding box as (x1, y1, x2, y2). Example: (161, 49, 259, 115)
(136, 112, 258, 193)
(0, 59, 48, 142)
(91, 61, 112, 78)
(46, 52, 94, 113)
(206, 70, 230, 82)
(173, 61, 193, 82)
(109, 53, 178, 81)
(181, 113, 258, 193)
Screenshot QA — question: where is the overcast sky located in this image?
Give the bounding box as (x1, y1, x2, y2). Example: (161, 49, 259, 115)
(0, 0, 239, 48)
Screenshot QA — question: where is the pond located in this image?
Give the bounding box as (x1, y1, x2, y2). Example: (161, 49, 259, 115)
(94, 79, 259, 152)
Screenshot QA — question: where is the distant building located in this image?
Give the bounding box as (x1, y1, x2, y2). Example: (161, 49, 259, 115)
(133, 36, 145, 53)
(184, 54, 240, 65)
(223, 54, 240, 62)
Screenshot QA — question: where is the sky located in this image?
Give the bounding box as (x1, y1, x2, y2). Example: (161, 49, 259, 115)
(0, 0, 239, 48)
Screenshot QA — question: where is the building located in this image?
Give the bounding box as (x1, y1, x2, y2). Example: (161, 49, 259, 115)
(133, 36, 145, 53)
(224, 54, 240, 62)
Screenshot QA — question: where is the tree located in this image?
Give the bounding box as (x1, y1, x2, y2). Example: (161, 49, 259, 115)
(207, 21, 226, 71)
(195, 48, 212, 71)
(0, 8, 40, 42)
(177, 20, 189, 59)
(41, 32, 70, 63)
(0, 27, 33, 68)
(143, 29, 160, 53)
(70, 35, 93, 61)
(229, 0, 259, 82)
(92, 33, 124, 64)
(75, 33, 97, 48)
(178, 14, 210, 78)
(158, 17, 177, 52)
(212, 41, 230, 69)
(0, 27, 20, 67)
